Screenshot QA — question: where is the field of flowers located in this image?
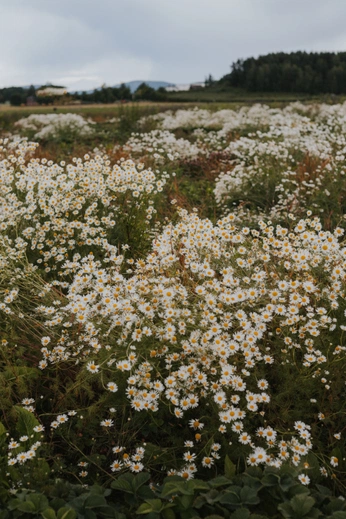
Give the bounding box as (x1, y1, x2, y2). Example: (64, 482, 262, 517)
(0, 102, 346, 515)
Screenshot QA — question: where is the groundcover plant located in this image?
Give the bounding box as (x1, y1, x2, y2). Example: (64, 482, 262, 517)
(0, 102, 345, 496)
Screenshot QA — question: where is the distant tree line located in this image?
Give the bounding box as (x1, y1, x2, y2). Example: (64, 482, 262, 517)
(74, 83, 168, 103)
(0, 82, 169, 106)
(0, 85, 68, 106)
(75, 84, 132, 103)
(0, 85, 36, 106)
(221, 51, 346, 94)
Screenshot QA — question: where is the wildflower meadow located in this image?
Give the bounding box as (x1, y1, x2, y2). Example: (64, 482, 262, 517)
(0, 102, 346, 518)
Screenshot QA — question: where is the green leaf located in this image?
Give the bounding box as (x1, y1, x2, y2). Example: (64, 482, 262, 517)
(161, 509, 176, 519)
(189, 480, 210, 492)
(137, 485, 156, 500)
(142, 500, 163, 513)
(132, 472, 151, 491)
(57, 508, 77, 519)
(290, 494, 315, 516)
(41, 508, 57, 519)
(324, 499, 346, 514)
(111, 478, 133, 493)
(137, 502, 155, 515)
(84, 494, 107, 509)
(219, 487, 242, 506)
(277, 502, 295, 519)
(84, 510, 97, 519)
(261, 472, 280, 487)
(225, 455, 236, 479)
(278, 494, 318, 519)
(239, 487, 260, 506)
(209, 476, 234, 488)
(16, 500, 37, 513)
(279, 473, 295, 492)
(28, 494, 49, 512)
(0, 421, 7, 436)
(161, 482, 195, 498)
(13, 405, 40, 436)
(179, 494, 195, 510)
(199, 489, 221, 505)
(314, 484, 331, 497)
(305, 452, 322, 479)
(230, 509, 251, 519)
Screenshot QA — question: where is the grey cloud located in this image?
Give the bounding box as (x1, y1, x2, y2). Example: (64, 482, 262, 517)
(1, 0, 346, 89)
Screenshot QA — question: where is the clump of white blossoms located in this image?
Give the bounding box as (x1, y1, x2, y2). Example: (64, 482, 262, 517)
(0, 138, 167, 276)
(15, 113, 95, 139)
(123, 129, 205, 162)
(143, 103, 311, 133)
(212, 102, 346, 222)
(28, 208, 346, 477)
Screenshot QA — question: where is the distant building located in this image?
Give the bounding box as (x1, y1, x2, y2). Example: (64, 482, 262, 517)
(36, 87, 67, 97)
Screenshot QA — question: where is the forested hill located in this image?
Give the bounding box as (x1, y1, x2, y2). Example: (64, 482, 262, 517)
(220, 51, 346, 94)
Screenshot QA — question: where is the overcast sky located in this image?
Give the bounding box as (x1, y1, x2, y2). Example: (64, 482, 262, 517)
(1, 0, 346, 91)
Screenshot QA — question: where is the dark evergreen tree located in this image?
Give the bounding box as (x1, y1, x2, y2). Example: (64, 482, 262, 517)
(221, 51, 346, 94)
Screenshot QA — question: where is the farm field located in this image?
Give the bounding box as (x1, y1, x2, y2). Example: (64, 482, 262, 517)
(0, 101, 346, 517)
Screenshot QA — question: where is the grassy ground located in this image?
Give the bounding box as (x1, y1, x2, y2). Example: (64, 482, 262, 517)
(0, 97, 331, 130)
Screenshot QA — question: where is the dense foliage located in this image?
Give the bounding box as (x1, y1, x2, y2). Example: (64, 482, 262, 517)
(74, 84, 132, 104)
(0, 86, 36, 106)
(2, 466, 346, 518)
(222, 51, 346, 94)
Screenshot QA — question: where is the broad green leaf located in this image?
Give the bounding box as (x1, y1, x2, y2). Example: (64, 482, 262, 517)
(230, 508, 251, 519)
(201, 489, 221, 505)
(0, 422, 6, 436)
(84, 494, 107, 509)
(179, 494, 194, 510)
(314, 484, 331, 497)
(161, 483, 188, 498)
(16, 500, 37, 513)
(57, 507, 77, 519)
(209, 476, 234, 488)
(239, 487, 260, 506)
(261, 472, 280, 487)
(41, 508, 57, 519)
(137, 502, 155, 514)
(225, 455, 236, 479)
(111, 478, 133, 493)
(219, 487, 242, 506)
(13, 405, 40, 436)
(83, 509, 97, 519)
(290, 494, 315, 517)
(28, 493, 49, 511)
(161, 509, 176, 519)
(324, 499, 346, 514)
(141, 499, 163, 513)
(279, 473, 294, 492)
(132, 472, 151, 491)
(277, 502, 295, 519)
